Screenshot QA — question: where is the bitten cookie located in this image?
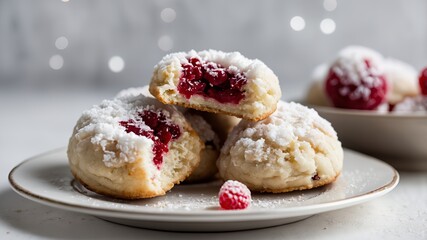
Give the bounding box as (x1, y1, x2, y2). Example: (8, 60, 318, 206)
(116, 86, 221, 182)
(217, 101, 343, 193)
(67, 95, 203, 199)
(149, 49, 281, 121)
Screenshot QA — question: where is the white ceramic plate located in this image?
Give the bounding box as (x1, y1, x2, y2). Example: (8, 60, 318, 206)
(9, 148, 398, 232)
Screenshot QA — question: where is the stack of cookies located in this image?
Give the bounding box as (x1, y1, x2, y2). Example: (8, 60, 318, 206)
(67, 50, 343, 199)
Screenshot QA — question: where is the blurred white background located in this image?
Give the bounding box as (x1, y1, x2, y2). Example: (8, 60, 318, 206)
(1, 0, 426, 93)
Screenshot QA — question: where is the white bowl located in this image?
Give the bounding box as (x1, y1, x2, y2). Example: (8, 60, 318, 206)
(308, 104, 427, 171)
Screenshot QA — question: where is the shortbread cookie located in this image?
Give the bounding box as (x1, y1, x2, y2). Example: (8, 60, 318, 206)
(67, 95, 203, 199)
(305, 63, 330, 106)
(183, 110, 220, 182)
(196, 111, 241, 144)
(384, 58, 419, 105)
(393, 95, 427, 113)
(393, 66, 427, 113)
(116, 87, 221, 182)
(217, 101, 343, 193)
(149, 50, 281, 121)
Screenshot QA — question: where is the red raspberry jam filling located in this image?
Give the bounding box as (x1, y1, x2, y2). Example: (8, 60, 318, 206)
(325, 59, 388, 110)
(120, 110, 181, 169)
(177, 57, 247, 104)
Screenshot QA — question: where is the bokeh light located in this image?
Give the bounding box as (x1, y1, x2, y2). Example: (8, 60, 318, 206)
(55, 36, 69, 50)
(158, 35, 173, 51)
(290, 16, 306, 31)
(108, 56, 125, 73)
(49, 55, 64, 70)
(323, 0, 337, 12)
(161, 8, 176, 23)
(320, 18, 336, 34)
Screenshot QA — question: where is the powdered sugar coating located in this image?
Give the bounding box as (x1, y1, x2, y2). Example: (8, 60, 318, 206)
(384, 58, 419, 104)
(393, 96, 427, 113)
(222, 102, 338, 155)
(218, 101, 343, 193)
(71, 96, 185, 168)
(155, 50, 265, 78)
(331, 46, 385, 101)
(115, 86, 219, 148)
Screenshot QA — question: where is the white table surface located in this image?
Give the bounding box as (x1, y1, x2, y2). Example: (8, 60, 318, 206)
(0, 89, 426, 240)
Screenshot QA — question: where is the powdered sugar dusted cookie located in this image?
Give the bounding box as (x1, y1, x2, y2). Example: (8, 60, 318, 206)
(305, 63, 330, 106)
(67, 95, 203, 199)
(217, 101, 343, 193)
(149, 50, 281, 121)
(393, 66, 427, 113)
(384, 58, 419, 105)
(393, 95, 427, 113)
(183, 110, 220, 182)
(115, 86, 221, 182)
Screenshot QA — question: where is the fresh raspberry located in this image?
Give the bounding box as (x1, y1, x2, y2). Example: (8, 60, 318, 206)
(419, 67, 427, 96)
(218, 180, 251, 210)
(325, 57, 388, 110)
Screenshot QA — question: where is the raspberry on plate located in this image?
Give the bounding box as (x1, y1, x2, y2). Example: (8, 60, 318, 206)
(419, 66, 427, 96)
(218, 180, 251, 210)
(325, 46, 388, 110)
